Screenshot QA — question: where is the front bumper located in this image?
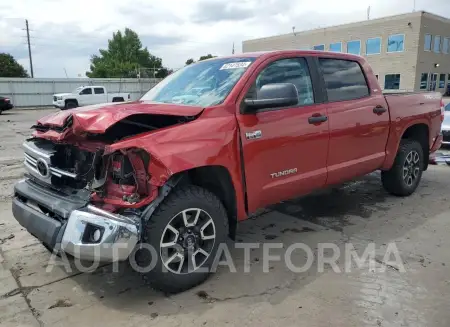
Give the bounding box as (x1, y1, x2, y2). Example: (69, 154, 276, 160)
(52, 100, 64, 109)
(12, 179, 139, 262)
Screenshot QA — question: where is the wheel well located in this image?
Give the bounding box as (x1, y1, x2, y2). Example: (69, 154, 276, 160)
(65, 99, 78, 105)
(177, 166, 237, 239)
(401, 124, 429, 170)
(112, 97, 124, 102)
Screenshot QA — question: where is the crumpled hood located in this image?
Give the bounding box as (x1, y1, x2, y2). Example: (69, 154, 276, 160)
(35, 101, 204, 137)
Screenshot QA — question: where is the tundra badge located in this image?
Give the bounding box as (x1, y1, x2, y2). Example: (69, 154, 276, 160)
(270, 168, 298, 178)
(245, 130, 262, 140)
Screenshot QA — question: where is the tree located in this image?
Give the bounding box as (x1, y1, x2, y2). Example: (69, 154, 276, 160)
(86, 28, 169, 78)
(198, 54, 215, 61)
(184, 55, 216, 66)
(0, 53, 28, 77)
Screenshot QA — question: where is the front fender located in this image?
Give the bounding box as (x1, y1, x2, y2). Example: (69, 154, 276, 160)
(105, 114, 248, 219)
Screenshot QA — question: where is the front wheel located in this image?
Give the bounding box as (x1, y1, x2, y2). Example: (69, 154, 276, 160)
(136, 185, 228, 293)
(381, 139, 424, 196)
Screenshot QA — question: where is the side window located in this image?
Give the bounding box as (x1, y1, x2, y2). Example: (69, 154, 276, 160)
(319, 58, 369, 102)
(80, 88, 92, 95)
(253, 58, 315, 105)
(94, 87, 105, 94)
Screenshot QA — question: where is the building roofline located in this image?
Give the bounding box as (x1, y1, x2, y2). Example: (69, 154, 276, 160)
(243, 11, 449, 44)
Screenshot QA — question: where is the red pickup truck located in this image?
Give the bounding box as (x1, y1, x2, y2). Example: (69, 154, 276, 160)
(12, 50, 444, 293)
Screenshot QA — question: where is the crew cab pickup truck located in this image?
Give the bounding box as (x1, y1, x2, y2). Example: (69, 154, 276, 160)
(52, 86, 130, 109)
(13, 51, 444, 293)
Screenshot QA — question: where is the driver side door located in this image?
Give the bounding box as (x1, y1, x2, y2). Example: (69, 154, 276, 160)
(236, 56, 329, 213)
(78, 87, 93, 106)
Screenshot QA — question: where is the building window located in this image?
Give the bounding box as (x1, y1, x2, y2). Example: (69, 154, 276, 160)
(313, 44, 325, 51)
(424, 34, 432, 51)
(387, 34, 404, 52)
(347, 40, 361, 55)
(329, 42, 342, 52)
(439, 74, 446, 88)
(443, 37, 449, 54)
(420, 73, 428, 90)
(447, 74, 450, 95)
(366, 37, 381, 55)
(384, 74, 400, 90)
(434, 36, 441, 53)
(318, 58, 369, 101)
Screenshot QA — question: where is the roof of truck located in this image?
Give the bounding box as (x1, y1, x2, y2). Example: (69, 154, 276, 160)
(215, 50, 364, 61)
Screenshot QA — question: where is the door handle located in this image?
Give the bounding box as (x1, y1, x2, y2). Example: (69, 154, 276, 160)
(373, 106, 387, 114)
(308, 115, 328, 124)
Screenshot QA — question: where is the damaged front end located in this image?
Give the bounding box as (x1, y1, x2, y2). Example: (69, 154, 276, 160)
(13, 107, 198, 261)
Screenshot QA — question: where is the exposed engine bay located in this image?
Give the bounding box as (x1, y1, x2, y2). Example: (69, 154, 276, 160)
(23, 112, 196, 213)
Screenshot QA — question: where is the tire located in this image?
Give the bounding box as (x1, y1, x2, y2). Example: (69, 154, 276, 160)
(112, 97, 124, 102)
(64, 101, 77, 110)
(136, 185, 228, 293)
(381, 139, 424, 196)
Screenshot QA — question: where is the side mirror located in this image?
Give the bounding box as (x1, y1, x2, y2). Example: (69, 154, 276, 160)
(243, 83, 298, 112)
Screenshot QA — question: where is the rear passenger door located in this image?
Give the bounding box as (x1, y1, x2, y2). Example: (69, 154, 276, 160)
(318, 58, 389, 185)
(237, 57, 329, 212)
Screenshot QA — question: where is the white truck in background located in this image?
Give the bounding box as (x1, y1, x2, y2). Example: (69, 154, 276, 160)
(53, 86, 131, 110)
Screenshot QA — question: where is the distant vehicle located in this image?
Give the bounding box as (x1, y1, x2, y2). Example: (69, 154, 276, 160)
(52, 86, 131, 110)
(0, 96, 13, 114)
(442, 103, 450, 145)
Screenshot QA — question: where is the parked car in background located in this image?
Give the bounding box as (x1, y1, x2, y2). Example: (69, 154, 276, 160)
(13, 51, 443, 293)
(0, 96, 13, 114)
(442, 103, 450, 145)
(52, 86, 130, 110)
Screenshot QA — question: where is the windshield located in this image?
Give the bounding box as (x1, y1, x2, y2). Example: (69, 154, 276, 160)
(141, 57, 256, 106)
(72, 87, 83, 94)
(445, 103, 450, 111)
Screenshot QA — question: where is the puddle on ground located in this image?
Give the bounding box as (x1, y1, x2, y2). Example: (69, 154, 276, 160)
(272, 173, 389, 231)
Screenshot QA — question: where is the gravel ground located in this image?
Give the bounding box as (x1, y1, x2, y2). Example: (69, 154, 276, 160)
(0, 108, 450, 327)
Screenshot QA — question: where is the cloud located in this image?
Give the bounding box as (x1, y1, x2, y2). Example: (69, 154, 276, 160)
(1, 0, 450, 77)
(192, 0, 254, 23)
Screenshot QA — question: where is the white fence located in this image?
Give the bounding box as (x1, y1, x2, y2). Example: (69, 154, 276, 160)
(0, 78, 162, 108)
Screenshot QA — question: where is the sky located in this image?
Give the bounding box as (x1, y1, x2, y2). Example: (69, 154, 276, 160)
(1, 0, 450, 78)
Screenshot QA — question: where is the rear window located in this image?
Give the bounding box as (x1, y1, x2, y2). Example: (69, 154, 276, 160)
(318, 58, 370, 102)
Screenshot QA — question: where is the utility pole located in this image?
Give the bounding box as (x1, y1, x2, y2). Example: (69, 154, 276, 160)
(413, 0, 416, 11)
(232, 42, 235, 54)
(25, 20, 34, 78)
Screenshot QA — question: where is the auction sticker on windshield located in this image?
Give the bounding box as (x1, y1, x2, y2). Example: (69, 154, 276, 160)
(220, 62, 252, 70)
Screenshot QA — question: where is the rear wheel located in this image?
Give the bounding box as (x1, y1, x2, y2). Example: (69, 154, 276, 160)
(381, 139, 424, 196)
(136, 185, 228, 293)
(112, 97, 124, 102)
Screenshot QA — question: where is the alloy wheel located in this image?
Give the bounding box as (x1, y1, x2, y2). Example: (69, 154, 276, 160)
(160, 208, 216, 274)
(403, 150, 421, 187)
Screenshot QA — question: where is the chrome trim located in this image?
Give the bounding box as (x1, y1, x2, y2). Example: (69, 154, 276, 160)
(23, 142, 51, 159)
(50, 166, 77, 179)
(24, 149, 77, 179)
(60, 207, 139, 262)
(86, 205, 138, 225)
